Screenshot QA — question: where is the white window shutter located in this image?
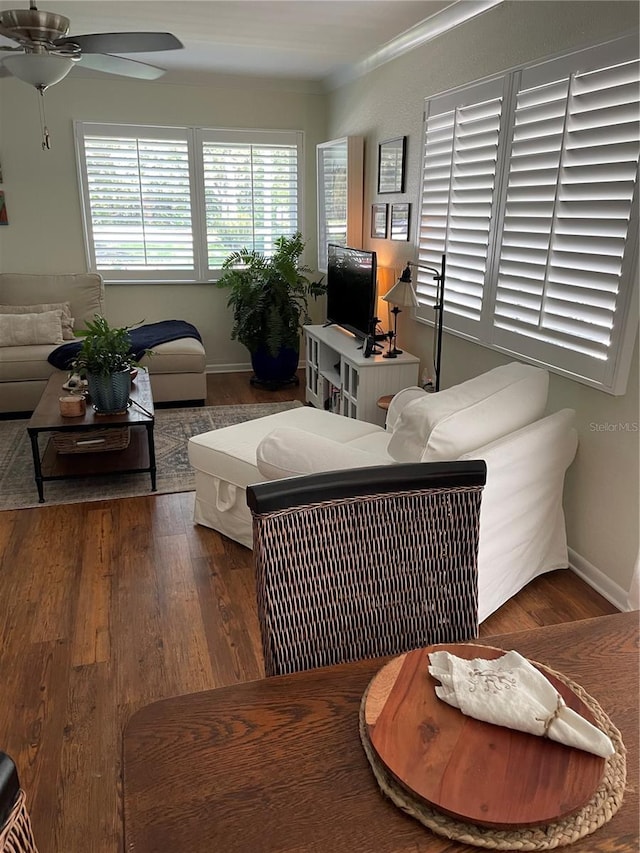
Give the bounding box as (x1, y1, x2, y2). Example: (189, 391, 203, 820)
(494, 56, 640, 389)
(416, 36, 639, 394)
(75, 124, 303, 282)
(80, 131, 194, 276)
(202, 139, 299, 269)
(417, 78, 504, 336)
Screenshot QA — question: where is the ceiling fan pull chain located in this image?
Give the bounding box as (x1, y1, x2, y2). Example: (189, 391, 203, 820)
(37, 86, 51, 150)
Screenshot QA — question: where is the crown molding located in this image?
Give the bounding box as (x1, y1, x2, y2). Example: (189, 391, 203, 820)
(325, 0, 504, 91)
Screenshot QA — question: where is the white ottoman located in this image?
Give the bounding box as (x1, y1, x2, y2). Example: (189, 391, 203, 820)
(188, 406, 385, 547)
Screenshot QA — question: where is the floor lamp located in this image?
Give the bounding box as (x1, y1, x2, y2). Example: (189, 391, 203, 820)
(393, 255, 446, 391)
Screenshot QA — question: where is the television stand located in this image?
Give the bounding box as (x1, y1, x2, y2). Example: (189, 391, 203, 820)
(303, 325, 419, 426)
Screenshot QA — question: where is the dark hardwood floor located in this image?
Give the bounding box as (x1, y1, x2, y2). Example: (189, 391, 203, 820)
(0, 371, 618, 852)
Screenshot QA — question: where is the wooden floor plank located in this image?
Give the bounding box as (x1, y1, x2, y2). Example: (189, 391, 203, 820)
(0, 370, 621, 851)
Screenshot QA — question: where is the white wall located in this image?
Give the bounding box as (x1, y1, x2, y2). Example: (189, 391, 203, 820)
(0, 72, 328, 367)
(326, 0, 640, 597)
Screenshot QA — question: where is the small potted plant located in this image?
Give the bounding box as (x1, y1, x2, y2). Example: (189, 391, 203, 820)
(71, 315, 137, 413)
(216, 232, 326, 388)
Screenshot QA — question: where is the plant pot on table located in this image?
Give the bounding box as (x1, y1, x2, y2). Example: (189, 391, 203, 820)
(87, 369, 131, 413)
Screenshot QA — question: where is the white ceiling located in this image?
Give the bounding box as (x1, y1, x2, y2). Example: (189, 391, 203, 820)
(0, 0, 499, 89)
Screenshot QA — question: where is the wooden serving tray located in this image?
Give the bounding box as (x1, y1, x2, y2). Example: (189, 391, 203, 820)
(364, 644, 606, 828)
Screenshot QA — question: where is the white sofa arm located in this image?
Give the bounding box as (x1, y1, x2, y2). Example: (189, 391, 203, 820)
(385, 386, 428, 431)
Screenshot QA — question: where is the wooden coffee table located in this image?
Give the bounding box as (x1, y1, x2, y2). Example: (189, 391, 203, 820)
(27, 371, 157, 502)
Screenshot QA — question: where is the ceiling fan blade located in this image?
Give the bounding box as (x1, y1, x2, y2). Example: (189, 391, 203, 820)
(78, 52, 165, 80)
(54, 32, 182, 55)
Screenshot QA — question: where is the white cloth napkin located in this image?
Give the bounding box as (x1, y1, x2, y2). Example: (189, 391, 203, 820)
(428, 649, 614, 758)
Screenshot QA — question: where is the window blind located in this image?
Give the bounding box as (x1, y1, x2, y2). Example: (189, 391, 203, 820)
(81, 133, 194, 272)
(493, 57, 640, 386)
(75, 123, 303, 282)
(418, 93, 502, 326)
(202, 141, 299, 269)
(416, 36, 639, 394)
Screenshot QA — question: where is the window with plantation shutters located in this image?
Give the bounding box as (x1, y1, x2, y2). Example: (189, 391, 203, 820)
(417, 77, 504, 337)
(75, 123, 303, 283)
(416, 35, 639, 394)
(200, 130, 301, 271)
(78, 128, 194, 278)
(316, 137, 364, 272)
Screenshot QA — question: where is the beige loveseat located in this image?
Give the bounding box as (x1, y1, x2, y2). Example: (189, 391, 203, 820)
(0, 273, 207, 414)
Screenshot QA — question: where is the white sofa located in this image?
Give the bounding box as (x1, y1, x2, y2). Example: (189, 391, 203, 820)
(188, 362, 578, 622)
(0, 273, 207, 413)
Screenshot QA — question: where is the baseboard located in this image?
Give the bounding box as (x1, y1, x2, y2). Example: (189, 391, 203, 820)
(568, 548, 630, 611)
(206, 360, 308, 374)
(206, 362, 252, 374)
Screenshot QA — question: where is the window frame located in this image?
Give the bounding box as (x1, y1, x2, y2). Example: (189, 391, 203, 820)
(74, 122, 305, 284)
(415, 34, 639, 395)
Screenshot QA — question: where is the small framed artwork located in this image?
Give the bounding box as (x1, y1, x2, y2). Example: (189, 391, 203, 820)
(377, 136, 406, 194)
(390, 203, 410, 241)
(371, 203, 388, 239)
(0, 191, 7, 226)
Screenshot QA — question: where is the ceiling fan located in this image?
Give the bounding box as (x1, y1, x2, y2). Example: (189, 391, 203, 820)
(0, 2, 183, 147)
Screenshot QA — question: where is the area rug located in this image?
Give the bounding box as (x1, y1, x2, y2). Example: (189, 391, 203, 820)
(0, 401, 302, 511)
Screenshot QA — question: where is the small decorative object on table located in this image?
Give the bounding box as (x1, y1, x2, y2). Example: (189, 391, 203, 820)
(58, 395, 86, 417)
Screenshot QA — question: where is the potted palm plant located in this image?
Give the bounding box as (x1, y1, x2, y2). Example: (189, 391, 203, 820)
(216, 232, 326, 387)
(71, 315, 136, 413)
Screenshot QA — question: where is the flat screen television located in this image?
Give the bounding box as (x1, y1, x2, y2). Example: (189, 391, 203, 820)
(326, 244, 377, 340)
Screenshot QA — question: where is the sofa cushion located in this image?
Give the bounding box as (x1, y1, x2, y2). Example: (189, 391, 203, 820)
(0, 302, 75, 339)
(387, 362, 549, 463)
(0, 344, 59, 382)
(256, 426, 384, 480)
(138, 337, 206, 374)
(0, 273, 104, 330)
(0, 310, 64, 346)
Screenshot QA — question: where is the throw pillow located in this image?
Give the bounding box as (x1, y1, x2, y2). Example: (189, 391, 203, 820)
(0, 310, 65, 346)
(256, 427, 384, 480)
(387, 362, 549, 463)
(0, 301, 75, 339)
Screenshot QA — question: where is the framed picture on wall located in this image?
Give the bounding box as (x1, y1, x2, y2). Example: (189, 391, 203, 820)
(390, 203, 410, 241)
(371, 203, 388, 238)
(377, 136, 406, 194)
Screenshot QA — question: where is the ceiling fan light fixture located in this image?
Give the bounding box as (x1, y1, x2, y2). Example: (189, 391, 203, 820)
(3, 52, 74, 89)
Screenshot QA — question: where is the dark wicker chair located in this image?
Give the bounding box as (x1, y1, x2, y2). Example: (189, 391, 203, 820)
(247, 460, 487, 677)
(0, 753, 38, 853)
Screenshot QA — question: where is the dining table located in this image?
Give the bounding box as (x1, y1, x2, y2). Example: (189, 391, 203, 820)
(123, 611, 638, 852)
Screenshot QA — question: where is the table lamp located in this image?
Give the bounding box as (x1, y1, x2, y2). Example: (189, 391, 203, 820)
(382, 268, 419, 358)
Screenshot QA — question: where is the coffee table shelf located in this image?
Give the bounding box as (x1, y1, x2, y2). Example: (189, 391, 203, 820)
(40, 427, 151, 479)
